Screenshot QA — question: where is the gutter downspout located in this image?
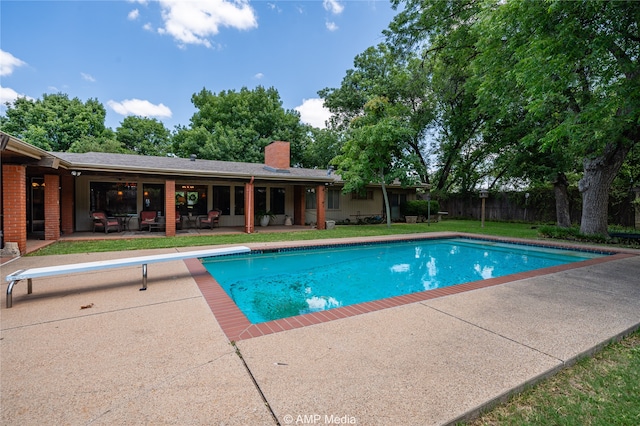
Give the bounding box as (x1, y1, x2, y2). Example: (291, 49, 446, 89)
(245, 176, 254, 233)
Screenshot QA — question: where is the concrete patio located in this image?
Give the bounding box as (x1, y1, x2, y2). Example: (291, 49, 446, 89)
(1, 234, 639, 425)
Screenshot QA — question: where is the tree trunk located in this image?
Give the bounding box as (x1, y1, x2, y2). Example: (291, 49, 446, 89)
(578, 143, 629, 236)
(553, 172, 572, 228)
(380, 170, 392, 227)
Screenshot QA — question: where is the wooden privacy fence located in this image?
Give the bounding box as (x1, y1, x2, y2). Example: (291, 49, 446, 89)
(432, 190, 636, 226)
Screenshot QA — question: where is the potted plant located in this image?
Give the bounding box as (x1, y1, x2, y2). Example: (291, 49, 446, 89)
(256, 210, 275, 227)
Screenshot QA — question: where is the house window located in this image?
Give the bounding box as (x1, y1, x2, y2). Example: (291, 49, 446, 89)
(351, 190, 374, 200)
(255, 187, 267, 212)
(328, 189, 341, 210)
(234, 186, 245, 215)
(90, 182, 137, 215)
(176, 184, 207, 215)
(270, 187, 285, 215)
(212, 186, 230, 215)
(389, 193, 407, 208)
(305, 188, 316, 209)
(142, 183, 164, 215)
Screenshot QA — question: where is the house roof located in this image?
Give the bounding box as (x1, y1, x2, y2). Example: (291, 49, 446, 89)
(2, 131, 422, 189)
(52, 151, 338, 183)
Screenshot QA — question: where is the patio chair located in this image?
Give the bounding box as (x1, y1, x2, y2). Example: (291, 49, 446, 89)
(139, 211, 157, 231)
(175, 209, 182, 230)
(198, 209, 221, 229)
(92, 211, 121, 233)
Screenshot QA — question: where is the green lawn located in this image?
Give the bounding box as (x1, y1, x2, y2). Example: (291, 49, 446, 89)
(31, 219, 541, 256)
(25, 219, 640, 425)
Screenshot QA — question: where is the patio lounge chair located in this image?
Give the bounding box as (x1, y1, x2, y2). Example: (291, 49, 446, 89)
(198, 209, 221, 229)
(139, 211, 157, 231)
(92, 212, 121, 233)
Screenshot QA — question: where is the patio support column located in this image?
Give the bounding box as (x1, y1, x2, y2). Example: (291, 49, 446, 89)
(165, 180, 176, 236)
(294, 185, 305, 226)
(316, 184, 326, 230)
(244, 179, 255, 233)
(44, 174, 60, 241)
(2, 164, 27, 254)
(60, 175, 74, 235)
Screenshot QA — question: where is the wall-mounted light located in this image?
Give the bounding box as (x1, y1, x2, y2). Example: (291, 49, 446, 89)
(71, 171, 82, 177)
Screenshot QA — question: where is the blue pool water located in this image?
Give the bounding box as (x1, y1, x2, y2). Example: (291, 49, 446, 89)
(202, 238, 605, 324)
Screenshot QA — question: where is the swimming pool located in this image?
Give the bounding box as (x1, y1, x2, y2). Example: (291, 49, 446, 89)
(202, 238, 607, 324)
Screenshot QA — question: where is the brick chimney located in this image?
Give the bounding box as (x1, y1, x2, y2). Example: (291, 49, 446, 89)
(264, 141, 290, 169)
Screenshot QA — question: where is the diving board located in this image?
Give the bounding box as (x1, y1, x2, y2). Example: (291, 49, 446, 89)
(4, 246, 251, 308)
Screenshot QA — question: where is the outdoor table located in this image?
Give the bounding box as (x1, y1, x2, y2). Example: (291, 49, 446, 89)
(115, 214, 137, 231)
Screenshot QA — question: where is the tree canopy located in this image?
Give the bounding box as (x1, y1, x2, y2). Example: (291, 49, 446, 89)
(172, 86, 310, 164)
(0, 93, 111, 151)
(335, 96, 422, 226)
(320, 44, 434, 183)
(384, 0, 640, 235)
(115, 116, 171, 156)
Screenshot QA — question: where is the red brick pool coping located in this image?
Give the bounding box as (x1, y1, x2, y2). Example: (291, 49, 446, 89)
(184, 233, 636, 342)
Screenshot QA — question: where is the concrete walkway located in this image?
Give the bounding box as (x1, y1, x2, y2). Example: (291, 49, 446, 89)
(1, 235, 639, 425)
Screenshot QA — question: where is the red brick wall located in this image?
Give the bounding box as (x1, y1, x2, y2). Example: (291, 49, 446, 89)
(60, 175, 74, 234)
(44, 174, 60, 241)
(264, 141, 290, 169)
(2, 165, 27, 254)
(165, 180, 176, 237)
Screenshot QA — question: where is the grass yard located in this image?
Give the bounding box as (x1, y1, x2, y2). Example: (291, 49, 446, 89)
(31, 219, 542, 256)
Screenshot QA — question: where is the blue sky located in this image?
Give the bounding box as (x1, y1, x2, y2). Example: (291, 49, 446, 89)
(1, 0, 397, 131)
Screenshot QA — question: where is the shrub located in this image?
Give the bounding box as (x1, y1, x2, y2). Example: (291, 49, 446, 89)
(538, 225, 610, 244)
(400, 200, 440, 218)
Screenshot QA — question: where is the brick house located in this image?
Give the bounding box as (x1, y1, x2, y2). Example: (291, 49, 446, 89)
(1, 131, 421, 254)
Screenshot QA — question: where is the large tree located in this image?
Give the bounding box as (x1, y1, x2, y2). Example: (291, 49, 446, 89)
(301, 127, 345, 170)
(385, 0, 488, 193)
(388, 0, 640, 236)
(335, 96, 422, 227)
(173, 86, 309, 164)
(0, 93, 110, 151)
(320, 44, 434, 184)
(116, 116, 171, 156)
(474, 0, 640, 236)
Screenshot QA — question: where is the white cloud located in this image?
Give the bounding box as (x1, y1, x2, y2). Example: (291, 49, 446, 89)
(143, 22, 154, 32)
(81, 72, 96, 82)
(295, 98, 330, 129)
(128, 9, 140, 20)
(325, 21, 338, 32)
(323, 0, 344, 15)
(107, 99, 172, 118)
(254, 72, 264, 79)
(0, 86, 34, 106)
(0, 50, 27, 77)
(157, 0, 258, 48)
